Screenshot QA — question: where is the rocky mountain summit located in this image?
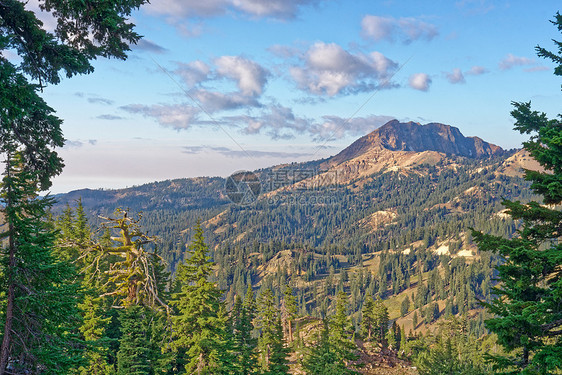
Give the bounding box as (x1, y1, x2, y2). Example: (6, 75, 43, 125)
(329, 120, 504, 165)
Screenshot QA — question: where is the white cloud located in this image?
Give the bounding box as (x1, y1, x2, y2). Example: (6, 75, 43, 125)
(134, 39, 168, 54)
(215, 56, 269, 96)
(143, 0, 322, 31)
(361, 15, 438, 43)
(183, 145, 312, 158)
(290, 42, 398, 96)
(143, 0, 229, 19)
(310, 115, 395, 140)
(120, 104, 201, 130)
(466, 65, 488, 75)
(268, 44, 301, 58)
(227, 104, 311, 139)
(524, 66, 550, 72)
(226, 105, 394, 141)
(0, 50, 21, 62)
(171, 56, 267, 112)
(97, 114, 124, 121)
(232, 0, 320, 18)
(445, 68, 465, 84)
(192, 89, 261, 112)
(409, 73, 431, 91)
(64, 139, 98, 148)
(175, 60, 211, 87)
(88, 97, 115, 105)
(499, 54, 535, 70)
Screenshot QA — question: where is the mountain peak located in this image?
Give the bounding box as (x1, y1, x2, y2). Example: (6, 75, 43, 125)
(330, 120, 503, 165)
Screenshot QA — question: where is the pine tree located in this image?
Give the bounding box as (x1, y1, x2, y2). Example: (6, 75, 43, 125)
(256, 288, 288, 373)
(473, 13, 562, 374)
(302, 319, 358, 375)
(400, 326, 407, 353)
(373, 298, 389, 344)
(401, 295, 410, 317)
(282, 285, 298, 345)
(0, 153, 84, 374)
(264, 318, 290, 375)
(360, 296, 375, 340)
(234, 287, 259, 375)
(54, 201, 114, 375)
(170, 222, 225, 374)
(0, 3, 148, 371)
(329, 291, 358, 366)
(116, 305, 151, 375)
(386, 328, 397, 350)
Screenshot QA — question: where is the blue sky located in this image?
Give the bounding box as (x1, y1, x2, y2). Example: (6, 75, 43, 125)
(20, 0, 561, 193)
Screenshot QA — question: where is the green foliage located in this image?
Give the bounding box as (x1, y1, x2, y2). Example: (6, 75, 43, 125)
(170, 222, 225, 374)
(282, 285, 298, 345)
(330, 291, 356, 357)
(54, 201, 115, 375)
(264, 318, 290, 375)
(302, 319, 358, 375)
(372, 298, 389, 344)
(410, 317, 491, 375)
(401, 295, 410, 317)
(256, 288, 289, 373)
(0, 153, 84, 373)
(228, 288, 258, 375)
(117, 305, 151, 375)
(536, 12, 562, 80)
(473, 14, 562, 374)
(0, 60, 64, 189)
(360, 296, 376, 340)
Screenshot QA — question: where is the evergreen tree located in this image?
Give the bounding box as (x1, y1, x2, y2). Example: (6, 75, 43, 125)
(400, 326, 407, 353)
(170, 222, 225, 374)
(302, 320, 358, 375)
(360, 296, 375, 340)
(373, 298, 389, 344)
(256, 288, 288, 374)
(264, 318, 290, 375)
(282, 285, 298, 345)
(0, 152, 84, 374)
(0, 1, 147, 369)
(413, 317, 491, 375)
(116, 305, 151, 375)
(328, 291, 358, 367)
(386, 328, 397, 350)
(54, 201, 114, 375)
(473, 13, 562, 374)
(401, 295, 410, 317)
(229, 288, 258, 375)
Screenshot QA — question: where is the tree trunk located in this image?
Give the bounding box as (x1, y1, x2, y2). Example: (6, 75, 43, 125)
(288, 319, 293, 343)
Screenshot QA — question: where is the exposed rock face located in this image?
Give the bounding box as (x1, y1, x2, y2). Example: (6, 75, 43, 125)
(330, 120, 504, 165)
